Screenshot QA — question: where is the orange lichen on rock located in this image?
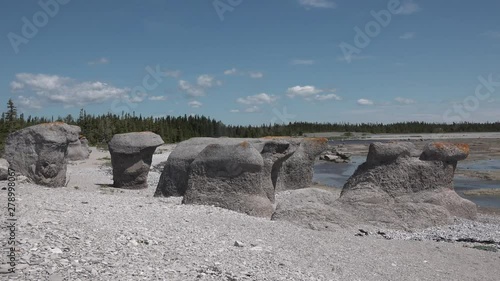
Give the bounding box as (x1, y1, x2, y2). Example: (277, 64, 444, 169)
(239, 141, 250, 148)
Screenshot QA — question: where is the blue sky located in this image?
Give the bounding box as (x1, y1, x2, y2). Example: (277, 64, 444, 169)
(1, 0, 500, 125)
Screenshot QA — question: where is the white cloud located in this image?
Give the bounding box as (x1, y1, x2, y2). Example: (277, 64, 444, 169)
(399, 32, 415, 40)
(397, 0, 421, 15)
(249, 72, 263, 79)
(188, 100, 202, 108)
(18, 95, 42, 109)
(179, 80, 205, 97)
(314, 93, 342, 101)
(10, 81, 24, 91)
(164, 70, 181, 78)
(10, 73, 131, 108)
(88, 57, 109, 65)
(481, 30, 500, 39)
(149, 95, 167, 101)
(291, 59, 315, 65)
(224, 68, 238, 75)
(337, 55, 374, 62)
(224, 68, 263, 79)
(244, 106, 260, 113)
(299, 0, 335, 9)
(395, 97, 415, 104)
(357, 99, 374, 106)
(230, 109, 240, 113)
(286, 85, 323, 98)
(237, 93, 277, 105)
(197, 74, 219, 87)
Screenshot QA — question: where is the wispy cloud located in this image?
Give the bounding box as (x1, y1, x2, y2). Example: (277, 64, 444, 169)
(230, 109, 240, 113)
(481, 30, 500, 39)
(286, 85, 323, 98)
(223, 68, 263, 78)
(188, 100, 202, 108)
(224, 68, 238, 75)
(397, 0, 421, 15)
(337, 55, 374, 62)
(290, 59, 315, 65)
(395, 97, 416, 105)
(313, 93, 342, 101)
(179, 80, 205, 97)
(399, 32, 415, 40)
(299, 0, 336, 9)
(244, 106, 260, 113)
(9, 73, 141, 109)
(164, 70, 181, 78)
(148, 95, 167, 101)
(357, 98, 374, 106)
(237, 93, 277, 105)
(87, 57, 109, 65)
(179, 74, 221, 97)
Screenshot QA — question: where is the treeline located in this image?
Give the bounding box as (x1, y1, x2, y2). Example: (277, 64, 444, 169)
(1, 99, 500, 152)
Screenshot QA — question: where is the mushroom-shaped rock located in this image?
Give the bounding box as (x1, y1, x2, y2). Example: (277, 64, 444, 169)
(108, 132, 164, 189)
(337, 142, 476, 230)
(4, 122, 79, 187)
(182, 142, 274, 218)
(260, 140, 299, 203)
(366, 142, 419, 165)
(420, 142, 469, 163)
(66, 126, 91, 161)
(275, 138, 328, 192)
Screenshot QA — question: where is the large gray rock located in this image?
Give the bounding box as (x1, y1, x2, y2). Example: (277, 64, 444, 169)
(366, 142, 419, 165)
(154, 137, 328, 197)
(420, 142, 469, 163)
(67, 126, 91, 161)
(339, 142, 476, 229)
(108, 132, 164, 189)
(0, 158, 9, 180)
(275, 138, 329, 192)
(4, 122, 79, 187)
(272, 188, 353, 231)
(67, 139, 91, 161)
(182, 141, 274, 218)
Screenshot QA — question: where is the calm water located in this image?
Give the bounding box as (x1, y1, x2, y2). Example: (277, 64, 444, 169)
(313, 142, 500, 208)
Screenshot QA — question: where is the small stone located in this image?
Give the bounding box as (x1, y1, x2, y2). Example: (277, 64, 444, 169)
(50, 248, 63, 254)
(234, 241, 245, 247)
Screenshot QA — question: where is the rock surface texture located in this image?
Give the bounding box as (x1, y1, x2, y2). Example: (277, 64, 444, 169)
(4, 122, 79, 187)
(0, 158, 9, 180)
(183, 142, 274, 218)
(155, 137, 327, 217)
(108, 132, 164, 189)
(339, 141, 477, 229)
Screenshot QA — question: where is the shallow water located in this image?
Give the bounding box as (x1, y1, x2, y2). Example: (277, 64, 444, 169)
(313, 157, 500, 208)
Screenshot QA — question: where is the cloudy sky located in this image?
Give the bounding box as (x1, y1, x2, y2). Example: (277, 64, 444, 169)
(1, 0, 500, 125)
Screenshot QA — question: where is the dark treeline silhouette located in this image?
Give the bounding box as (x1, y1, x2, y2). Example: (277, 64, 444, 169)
(1, 99, 500, 152)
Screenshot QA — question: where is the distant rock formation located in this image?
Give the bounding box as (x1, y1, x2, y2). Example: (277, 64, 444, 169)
(108, 132, 164, 189)
(273, 142, 477, 230)
(4, 122, 79, 187)
(67, 126, 91, 161)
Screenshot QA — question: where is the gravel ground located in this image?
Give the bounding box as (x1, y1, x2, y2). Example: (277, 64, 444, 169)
(1, 147, 500, 281)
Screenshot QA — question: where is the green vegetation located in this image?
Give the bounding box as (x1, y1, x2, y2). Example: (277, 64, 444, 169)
(1, 100, 500, 154)
(472, 245, 498, 252)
